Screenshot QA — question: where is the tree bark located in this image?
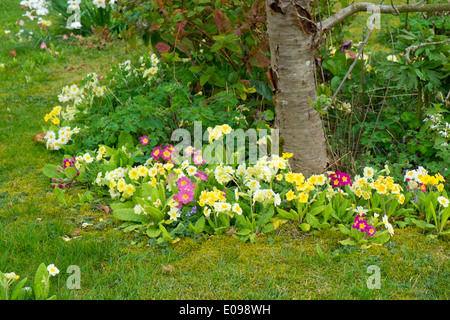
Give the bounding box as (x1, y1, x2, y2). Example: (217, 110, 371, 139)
(265, 0, 328, 176)
(264, 0, 450, 176)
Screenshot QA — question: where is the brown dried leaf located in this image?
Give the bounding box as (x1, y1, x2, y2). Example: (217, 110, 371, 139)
(155, 42, 170, 53)
(214, 9, 231, 34)
(33, 132, 46, 144)
(248, 50, 270, 68)
(225, 227, 237, 236)
(162, 264, 175, 273)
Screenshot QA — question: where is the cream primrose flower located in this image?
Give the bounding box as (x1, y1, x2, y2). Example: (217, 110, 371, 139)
(203, 207, 211, 218)
(363, 167, 375, 180)
(168, 208, 181, 221)
(83, 153, 94, 163)
(437, 196, 449, 208)
(253, 189, 280, 207)
(246, 179, 261, 192)
(382, 215, 394, 236)
(232, 203, 243, 215)
(47, 264, 60, 276)
(134, 203, 144, 215)
(93, 0, 107, 9)
(213, 202, 232, 214)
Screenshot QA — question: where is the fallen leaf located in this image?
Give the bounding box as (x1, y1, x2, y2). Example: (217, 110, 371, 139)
(33, 132, 46, 143)
(162, 264, 175, 273)
(155, 42, 170, 53)
(225, 227, 237, 236)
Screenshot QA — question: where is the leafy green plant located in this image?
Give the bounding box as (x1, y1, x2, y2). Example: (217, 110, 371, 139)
(0, 263, 59, 300)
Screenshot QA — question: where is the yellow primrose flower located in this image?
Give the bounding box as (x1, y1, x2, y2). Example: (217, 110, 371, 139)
(285, 190, 297, 201)
(293, 173, 305, 187)
(363, 191, 371, 200)
(52, 117, 60, 125)
(391, 184, 402, 194)
(137, 166, 148, 177)
(276, 174, 283, 181)
(298, 192, 309, 204)
(285, 172, 296, 184)
(376, 184, 388, 195)
(397, 193, 405, 205)
(109, 179, 117, 189)
(124, 184, 136, 195)
(281, 152, 293, 159)
(307, 175, 317, 185)
(117, 178, 126, 192)
(44, 113, 51, 122)
(128, 168, 140, 180)
(436, 184, 444, 192)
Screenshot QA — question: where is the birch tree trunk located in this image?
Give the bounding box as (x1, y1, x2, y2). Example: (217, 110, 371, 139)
(265, 0, 450, 176)
(265, 0, 328, 176)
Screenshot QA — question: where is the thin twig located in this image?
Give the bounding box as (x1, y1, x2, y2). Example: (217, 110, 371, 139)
(331, 27, 374, 102)
(362, 21, 395, 158)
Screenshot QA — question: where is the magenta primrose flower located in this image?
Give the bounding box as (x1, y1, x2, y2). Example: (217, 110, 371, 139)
(177, 176, 193, 190)
(40, 42, 46, 49)
(139, 135, 150, 146)
(329, 171, 352, 187)
(150, 146, 162, 160)
(356, 219, 368, 232)
(192, 152, 205, 166)
(160, 146, 172, 162)
(175, 188, 194, 205)
(366, 226, 376, 236)
(194, 170, 208, 182)
(352, 215, 376, 236)
(63, 158, 74, 169)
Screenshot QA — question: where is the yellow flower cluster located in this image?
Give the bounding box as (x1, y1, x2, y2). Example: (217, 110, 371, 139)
(44, 106, 62, 125)
(206, 124, 232, 143)
(198, 187, 226, 207)
(351, 174, 405, 204)
(417, 173, 445, 192)
(404, 166, 445, 192)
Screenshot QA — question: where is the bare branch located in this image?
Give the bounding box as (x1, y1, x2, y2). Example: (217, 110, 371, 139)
(405, 39, 450, 63)
(321, 2, 450, 31)
(331, 28, 374, 102)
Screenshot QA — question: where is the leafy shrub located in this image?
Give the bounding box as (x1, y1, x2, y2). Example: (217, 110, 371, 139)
(40, 51, 270, 159)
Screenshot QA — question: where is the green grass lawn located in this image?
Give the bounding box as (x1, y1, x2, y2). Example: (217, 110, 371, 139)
(0, 0, 449, 300)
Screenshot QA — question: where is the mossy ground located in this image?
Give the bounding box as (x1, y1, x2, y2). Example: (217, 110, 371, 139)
(0, 0, 448, 300)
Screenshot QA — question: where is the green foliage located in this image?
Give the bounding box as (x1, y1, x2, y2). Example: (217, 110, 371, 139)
(0, 263, 57, 300)
(112, 0, 273, 108)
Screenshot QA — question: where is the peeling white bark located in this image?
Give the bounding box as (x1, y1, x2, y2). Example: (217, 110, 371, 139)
(266, 0, 328, 176)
